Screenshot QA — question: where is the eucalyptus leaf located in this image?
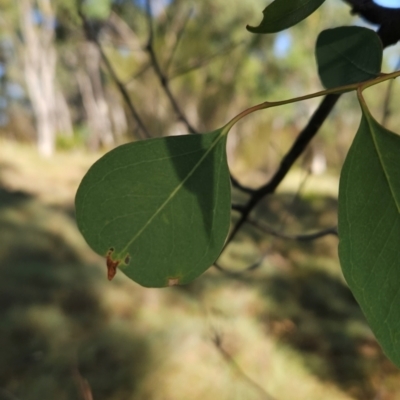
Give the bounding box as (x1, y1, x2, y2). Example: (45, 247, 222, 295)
(316, 27, 382, 89)
(247, 0, 325, 34)
(75, 129, 231, 288)
(338, 100, 400, 367)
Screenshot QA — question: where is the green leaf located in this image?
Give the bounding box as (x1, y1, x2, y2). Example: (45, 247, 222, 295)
(246, 0, 326, 34)
(316, 27, 382, 89)
(75, 129, 231, 288)
(81, 0, 112, 19)
(338, 101, 400, 367)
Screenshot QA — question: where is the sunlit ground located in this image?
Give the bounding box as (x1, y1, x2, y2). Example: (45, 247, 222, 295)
(1, 139, 400, 400)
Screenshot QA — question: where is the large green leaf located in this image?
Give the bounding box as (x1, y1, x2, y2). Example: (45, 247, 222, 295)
(338, 100, 400, 367)
(75, 129, 231, 288)
(316, 27, 382, 89)
(247, 0, 326, 34)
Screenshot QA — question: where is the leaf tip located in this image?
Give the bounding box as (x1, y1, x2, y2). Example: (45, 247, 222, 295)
(246, 24, 258, 33)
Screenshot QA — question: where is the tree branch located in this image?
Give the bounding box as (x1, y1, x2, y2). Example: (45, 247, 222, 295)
(248, 219, 338, 241)
(144, 0, 197, 133)
(226, 94, 340, 244)
(77, 4, 151, 139)
(221, 4, 400, 267)
(164, 7, 194, 74)
(342, 0, 400, 47)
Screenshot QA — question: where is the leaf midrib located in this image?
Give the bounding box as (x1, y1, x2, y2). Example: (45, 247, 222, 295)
(264, 0, 322, 26)
(367, 113, 400, 213)
(118, 131, 225, 257)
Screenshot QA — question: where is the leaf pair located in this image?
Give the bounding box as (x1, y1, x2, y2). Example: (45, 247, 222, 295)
(316, 26, 400, 368)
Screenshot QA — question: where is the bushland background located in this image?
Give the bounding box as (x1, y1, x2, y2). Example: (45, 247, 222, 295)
(1, 0, 400, 399)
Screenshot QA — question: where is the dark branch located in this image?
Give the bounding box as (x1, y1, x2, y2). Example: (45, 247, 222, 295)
(222, 4, 399, 260)
(143, 0, 257, 194)
(248, 219, 338, 241)
(342, 0, 400, 47)
(225, 94, 340, 245)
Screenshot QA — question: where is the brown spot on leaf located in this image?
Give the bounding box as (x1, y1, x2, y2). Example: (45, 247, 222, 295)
(106, 248, 120, 281)
(168, 278, 179, 287)
(124, 255, 131, 265)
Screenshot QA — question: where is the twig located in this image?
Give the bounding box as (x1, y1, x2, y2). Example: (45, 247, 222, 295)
(77, 4, 151, 139)
(169, 41, 246, 80)
(248, 219, 338, 241)
(143, 0, 256, 194)
(211, 330, 278, 400)
(381, 57, 400, 125)
(164, 7, 194, 74)
(144, 0, 197, 133)
(219, 170, 336, 275)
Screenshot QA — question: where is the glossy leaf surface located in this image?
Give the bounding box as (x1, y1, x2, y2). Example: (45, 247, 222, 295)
(316, 27, 382, 89)
(75, 130, 231, 288)
(247, 0, 325, 34)
(338, 101, 400, 367)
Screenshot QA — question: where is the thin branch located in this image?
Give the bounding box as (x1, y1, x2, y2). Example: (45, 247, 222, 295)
(382, 57, 400, 125)
(219, 170, 336, 275)
(77, 5, 151, 139)
(211, 330, 278, 400)
(164, 7, 194, 74)
(248, 219, 338, 241)
(144, 0, 197, 133)
(169, 41, 246, 80)
(143, 0, 256, 194)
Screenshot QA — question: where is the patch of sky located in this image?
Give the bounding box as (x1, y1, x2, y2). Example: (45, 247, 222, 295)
(133, 0, 171, 15)
(118, 46, 131, 57)
(373, 0, 400, 8)
(6, 83, 24, 100)
(32, 7, 56, 30)
(274, 32, 291, 58)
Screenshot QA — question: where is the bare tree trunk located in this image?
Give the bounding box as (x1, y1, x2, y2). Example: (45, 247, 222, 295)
(19, 0, 59, 157)
(55, 90, 74, 138)
(77, 41, 114, 150)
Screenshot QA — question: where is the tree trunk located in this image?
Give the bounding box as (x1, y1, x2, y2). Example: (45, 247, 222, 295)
(77, 41, 114, 150)
(19, 0, 58, 157)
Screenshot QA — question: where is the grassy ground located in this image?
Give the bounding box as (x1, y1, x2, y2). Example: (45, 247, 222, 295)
(1, 139, 400, 400)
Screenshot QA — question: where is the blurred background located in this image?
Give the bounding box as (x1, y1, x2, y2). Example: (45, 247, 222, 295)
(1, 0, 400, 399)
